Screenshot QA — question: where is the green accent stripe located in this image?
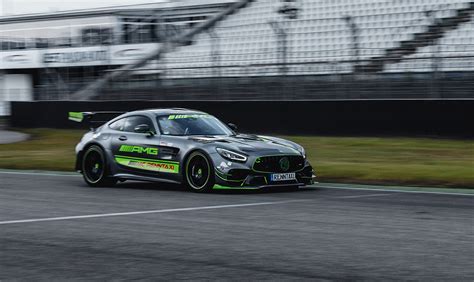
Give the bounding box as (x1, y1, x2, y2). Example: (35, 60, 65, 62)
(213, 184, 260, 190)
(114, 156, 179, 174)
(114, 155, 179, 165)
(119, 145, 132, 153)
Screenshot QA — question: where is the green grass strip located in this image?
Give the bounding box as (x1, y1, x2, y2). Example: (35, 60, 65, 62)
(0, 129, 472, 189)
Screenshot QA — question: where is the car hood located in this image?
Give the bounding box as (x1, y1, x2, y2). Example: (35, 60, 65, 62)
(188, 134, 302, 155)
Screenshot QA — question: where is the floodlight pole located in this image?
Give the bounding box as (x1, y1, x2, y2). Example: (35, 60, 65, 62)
(208, 29, 221, 77)
(268, 0, 300, 77)
(426, 10, 442, 98)
(343, 15, 360, 73)
(269, 21, 288, 76)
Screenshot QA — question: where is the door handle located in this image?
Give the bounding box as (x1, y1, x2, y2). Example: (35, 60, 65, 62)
(118, 136, 128, 141)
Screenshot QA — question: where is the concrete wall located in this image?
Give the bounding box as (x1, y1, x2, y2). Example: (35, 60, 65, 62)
(10, 99, 474, 137)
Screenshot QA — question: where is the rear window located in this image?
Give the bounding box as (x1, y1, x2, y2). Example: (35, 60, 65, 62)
(108, 118, 125, 131)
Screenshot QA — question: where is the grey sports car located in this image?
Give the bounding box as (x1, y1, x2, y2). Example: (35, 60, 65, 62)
(71, 108, 316, 192)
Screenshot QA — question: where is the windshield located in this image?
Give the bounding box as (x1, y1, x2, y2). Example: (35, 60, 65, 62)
(156, 114, 234, 136)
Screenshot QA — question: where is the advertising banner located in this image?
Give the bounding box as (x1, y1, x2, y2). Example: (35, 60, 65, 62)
(0, 43, 159, 69)
(42, 46, 110, 67)
(1, 51, 41, 69)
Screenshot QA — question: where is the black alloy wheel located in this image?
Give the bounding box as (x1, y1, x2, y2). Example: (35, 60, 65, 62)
(82, 145, 117, 187)
(185, 151, 214, 192)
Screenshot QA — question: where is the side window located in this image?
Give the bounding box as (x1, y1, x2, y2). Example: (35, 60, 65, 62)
(108, 118, 125, 131)
(123, 116, 155, 133)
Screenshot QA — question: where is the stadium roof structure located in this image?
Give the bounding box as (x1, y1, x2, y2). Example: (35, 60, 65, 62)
(0, 0, 238, 24)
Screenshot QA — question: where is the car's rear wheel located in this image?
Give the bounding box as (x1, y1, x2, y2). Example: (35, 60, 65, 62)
(184, 151, 214, 192)
(82, 145, 117, 187)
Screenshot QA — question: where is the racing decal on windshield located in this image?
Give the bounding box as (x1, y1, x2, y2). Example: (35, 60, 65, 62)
(168, 114, 210, 120)
(115, 155, 179, 174)
(119, 145, 158, 155)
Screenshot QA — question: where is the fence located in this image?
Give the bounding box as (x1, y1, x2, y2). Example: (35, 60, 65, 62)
(28, 53, 474, 101)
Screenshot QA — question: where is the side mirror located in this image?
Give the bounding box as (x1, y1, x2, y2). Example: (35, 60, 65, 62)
(134, 124, 154, 136)
(228, 123, 238, 132)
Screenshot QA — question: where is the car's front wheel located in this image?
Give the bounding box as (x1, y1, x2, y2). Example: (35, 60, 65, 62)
(82, 145, 117, 187)
(184, 151, 215, 192)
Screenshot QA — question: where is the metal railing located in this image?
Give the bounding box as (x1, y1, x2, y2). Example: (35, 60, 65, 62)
(30, 51, 474, 101)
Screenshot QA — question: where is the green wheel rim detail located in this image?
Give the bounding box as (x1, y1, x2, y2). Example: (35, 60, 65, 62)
(186, 153, 211, 190)
(84, 149, 104, 184)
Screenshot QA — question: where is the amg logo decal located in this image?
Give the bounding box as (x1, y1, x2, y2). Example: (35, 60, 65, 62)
(119, 145, 158, 155)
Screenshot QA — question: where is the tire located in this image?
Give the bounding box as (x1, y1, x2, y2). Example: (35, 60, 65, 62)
(81, 145, 117, 187)
(184, 151, 215, 192)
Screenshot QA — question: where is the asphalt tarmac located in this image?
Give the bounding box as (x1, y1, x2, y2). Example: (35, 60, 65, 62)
(0, 171, 473, 281)
(0, 130, 29, 144)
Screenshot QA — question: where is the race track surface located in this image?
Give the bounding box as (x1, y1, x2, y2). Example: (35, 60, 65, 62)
(0, 130, 29, 144)
(1, 171, 473, 281)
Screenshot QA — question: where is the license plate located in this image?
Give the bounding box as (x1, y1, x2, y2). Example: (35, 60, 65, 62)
(270, 173, 296, 182)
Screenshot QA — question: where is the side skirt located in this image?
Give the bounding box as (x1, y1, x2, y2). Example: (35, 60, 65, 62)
(113, 173, 182, 185)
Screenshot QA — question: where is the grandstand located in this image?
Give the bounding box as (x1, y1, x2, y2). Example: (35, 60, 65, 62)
(0, 0, 237, 114)
(98, 0, 474, 100)
(1, 0, 474, 108)
(162, 0, 474, 76)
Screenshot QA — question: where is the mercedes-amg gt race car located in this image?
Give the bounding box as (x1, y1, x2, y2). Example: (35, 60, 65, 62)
(70, 108, 316, 192)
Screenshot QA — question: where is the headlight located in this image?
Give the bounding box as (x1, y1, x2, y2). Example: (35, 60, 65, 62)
(216, 148, 247, 162)
(298, 147, 306, 159)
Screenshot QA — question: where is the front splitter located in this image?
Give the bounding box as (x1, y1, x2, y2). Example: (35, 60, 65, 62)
(213, 183, 304, 190)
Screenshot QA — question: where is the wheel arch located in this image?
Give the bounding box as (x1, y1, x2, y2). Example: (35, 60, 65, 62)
(76, 142, 109, 172)
(182, 148, 216, 191)
(181, 148, 213, 176)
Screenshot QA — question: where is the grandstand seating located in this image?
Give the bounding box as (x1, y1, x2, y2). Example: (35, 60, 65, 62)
(386, 15, 474, 72)
(159, 0, 474, 77)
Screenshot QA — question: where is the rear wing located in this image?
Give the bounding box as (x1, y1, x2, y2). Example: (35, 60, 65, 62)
(68, 111, 125, 129)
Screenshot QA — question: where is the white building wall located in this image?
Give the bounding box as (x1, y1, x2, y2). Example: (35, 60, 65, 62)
(0, 74, 33, 116)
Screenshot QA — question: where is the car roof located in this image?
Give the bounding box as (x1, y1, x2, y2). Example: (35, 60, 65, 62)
(127, 108, 207, 116)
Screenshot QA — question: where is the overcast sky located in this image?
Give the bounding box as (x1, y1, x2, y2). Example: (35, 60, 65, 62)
(1, 0, 164, 15)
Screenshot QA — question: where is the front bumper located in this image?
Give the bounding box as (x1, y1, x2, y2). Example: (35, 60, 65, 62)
(210, 151, 316, 190)
(213, 163, 316, 190)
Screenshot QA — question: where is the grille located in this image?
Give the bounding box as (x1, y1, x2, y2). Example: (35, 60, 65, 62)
(253, 155, 305, 173)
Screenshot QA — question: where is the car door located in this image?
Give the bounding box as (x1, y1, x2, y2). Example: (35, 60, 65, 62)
(110, 115, 176, 177)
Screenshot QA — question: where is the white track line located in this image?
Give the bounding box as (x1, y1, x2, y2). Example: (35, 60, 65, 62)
(1, 170, 472, 196)
(313, 185, 474, 197)
(0, 200, 308, 226)
(337, 193, 391, 199)
(0, 170, 80, 177)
